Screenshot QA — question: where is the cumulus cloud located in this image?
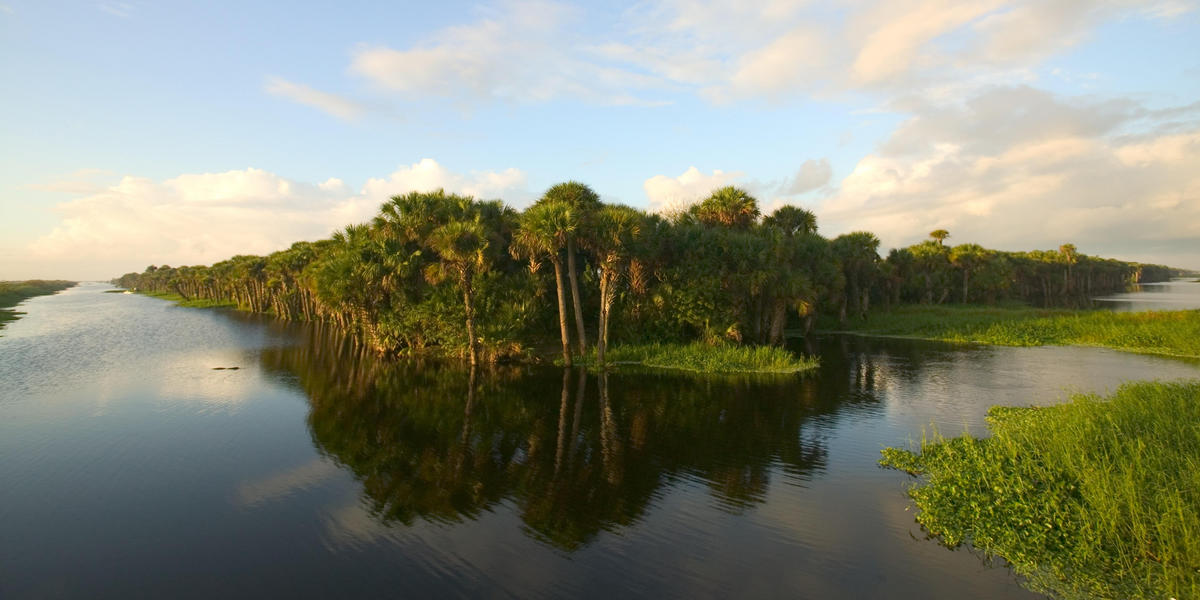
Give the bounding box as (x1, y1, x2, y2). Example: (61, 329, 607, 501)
(21, 160, 529, 279)
(643, 156, 835, 214)
(818, 87, 1200, 268)
(361, 158, 531, 205)
(643, 167, 744, 213)
(264, 77, 365, 120)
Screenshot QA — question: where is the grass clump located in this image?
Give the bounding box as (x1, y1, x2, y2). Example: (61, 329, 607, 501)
(828, 304, 1200, 358)
(139, 290, 236, 309)
(564, 341, 818, 374)
(881, 381, 1200, 600)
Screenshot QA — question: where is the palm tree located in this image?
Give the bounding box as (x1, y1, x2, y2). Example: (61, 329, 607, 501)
(1059, 243, 1078, 295)
(763, 205, 817, 236)
(950, 243, 989, 303)
(832, 232, 881, 321)
(538, 182, 602, 357)
(425, 220, 489, 366)
(929, 229, 950, 246)
(694, 186, 760, 229)
(512, 201, 576, 366)
(588, 205, 645, 366)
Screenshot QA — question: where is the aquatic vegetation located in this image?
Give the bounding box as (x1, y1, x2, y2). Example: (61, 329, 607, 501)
(567, 341, 818, 374)
(881, 381, 1200, 600)
(828, 304, 1200, 358)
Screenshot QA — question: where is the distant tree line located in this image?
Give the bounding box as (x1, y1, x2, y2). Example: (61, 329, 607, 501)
(113, 183, 1175, 363)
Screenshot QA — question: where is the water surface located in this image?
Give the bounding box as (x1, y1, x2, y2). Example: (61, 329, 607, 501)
(2, 283, 1197, 599)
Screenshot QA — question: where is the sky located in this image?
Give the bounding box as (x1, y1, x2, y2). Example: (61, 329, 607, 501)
(2, 0, 1198, 280)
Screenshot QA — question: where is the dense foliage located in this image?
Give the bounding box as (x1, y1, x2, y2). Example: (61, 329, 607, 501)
(112, 184, 1175, 363)
(827, 304, 1200, 358)
(881, 381, 1200, 600)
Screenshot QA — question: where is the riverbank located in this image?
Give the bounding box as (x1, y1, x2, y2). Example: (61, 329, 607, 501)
(135, 288, 815, 374)
(561, 341, 818, 374)
(822, 304, 1200, 358)
(880, 381, 1200, 600)
(136, 290, 237, 309)
(0, 280, 75, 328)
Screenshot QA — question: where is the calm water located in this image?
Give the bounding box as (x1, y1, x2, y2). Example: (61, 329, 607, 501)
(1093, 277, 1200, 311)
(2, 283, 1198, 599)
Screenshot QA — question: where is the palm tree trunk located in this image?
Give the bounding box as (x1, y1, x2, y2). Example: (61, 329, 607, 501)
(460, 270, 478, 367)
(596, 270, 610, 366)
(551, 257, 572, 366)
(567, 237, 588, 356)
(962, 269, 970, 303)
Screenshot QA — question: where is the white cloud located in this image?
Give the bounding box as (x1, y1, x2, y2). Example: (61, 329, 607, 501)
(20, 160, 529, 279)
(818, 87, 1200, 268)
(348, 0, 668, 106)
(643, 167, 744, 213)
(267, 0, 1189, 111)
(264, 77, 365, 120)
(361, 158, 530, 205)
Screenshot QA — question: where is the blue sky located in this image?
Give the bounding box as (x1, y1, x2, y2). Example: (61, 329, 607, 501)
(2, 0, 1198, 279)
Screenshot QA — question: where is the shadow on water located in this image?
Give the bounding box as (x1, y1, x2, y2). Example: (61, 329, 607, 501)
(259, 325, 850, 551)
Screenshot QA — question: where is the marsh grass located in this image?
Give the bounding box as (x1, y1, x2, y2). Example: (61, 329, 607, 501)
(0, 280, 74, 330)
(563, 341, 818, 374)
(881, 381, 1200, 600)
(827, 304, 1200, 358)
(140, 290, 236, 309)
(0, 280, 74, 309)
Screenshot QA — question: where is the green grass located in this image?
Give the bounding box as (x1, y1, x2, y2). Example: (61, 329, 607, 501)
(0, 280, 75, 329)
(825, 304, 1200, 358)
(562, 341, 819, 374)
(881, 381, 1200, 600)
(139, 290, 236, 309)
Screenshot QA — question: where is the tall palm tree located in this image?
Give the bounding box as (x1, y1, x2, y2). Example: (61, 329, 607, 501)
(512, 201, 576, 365)
(425, 220, 489, 366)
(832, 232, 881, 321)
(588, 205, 644, 366)
(1059, 243, 1078, 295)
(950, 243, 989, 303)
(537, 181, 601, 357)
(929, 229, 950, 246)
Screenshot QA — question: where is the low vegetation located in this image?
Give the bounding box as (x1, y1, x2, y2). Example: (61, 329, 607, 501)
(0, 280, 75, 328)
(568, 341, 818, 374)
(139, 290, 236, 309)
(881, 381, 1200, 600)
(826, 304, 1200, 358)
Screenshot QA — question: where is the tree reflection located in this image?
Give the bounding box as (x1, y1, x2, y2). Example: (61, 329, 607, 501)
(260, 325, 835, 551)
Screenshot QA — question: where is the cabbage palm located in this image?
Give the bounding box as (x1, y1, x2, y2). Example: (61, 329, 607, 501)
(694, 186, 760, 229)
(425, 220, 489, 366)
(512, 201, 576, 365)
(538, 182, 601, 357)
(587, 205, 645, 366)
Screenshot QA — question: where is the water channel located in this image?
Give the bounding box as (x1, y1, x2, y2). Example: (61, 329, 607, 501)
(1, 282, 1198, 598)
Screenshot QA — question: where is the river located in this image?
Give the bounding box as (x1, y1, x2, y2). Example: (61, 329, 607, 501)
(1, 282, 1198, 599)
